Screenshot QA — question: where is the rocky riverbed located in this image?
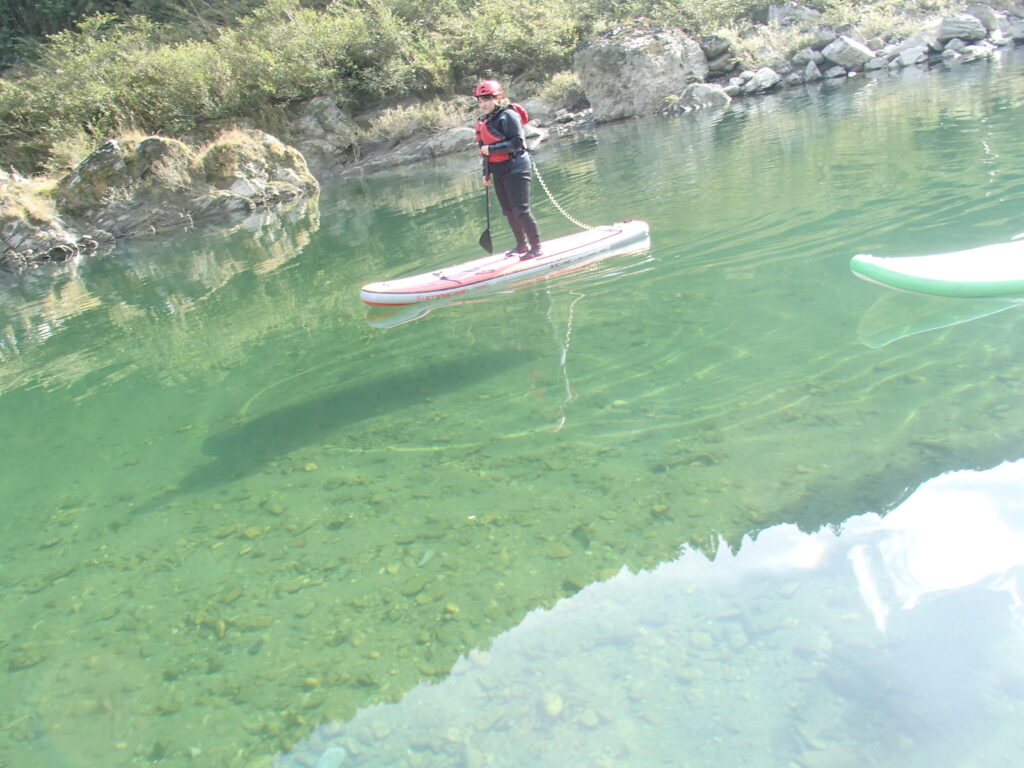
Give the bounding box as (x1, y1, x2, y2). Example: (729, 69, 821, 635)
(2, 2, 1022, 271)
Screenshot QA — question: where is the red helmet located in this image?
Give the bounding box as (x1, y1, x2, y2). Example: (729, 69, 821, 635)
(473, 79, 503, 98)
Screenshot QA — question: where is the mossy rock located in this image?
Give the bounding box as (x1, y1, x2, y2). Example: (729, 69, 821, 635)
(130, 137, 195, 192)
(55, 137, 198, 215)
(200, 130, 317, 193)
(54, 139, 132, 215)
(202, 139, 270, 189)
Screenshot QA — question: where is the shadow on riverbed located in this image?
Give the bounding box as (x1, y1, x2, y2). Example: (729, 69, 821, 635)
(130, 349, 527, 515)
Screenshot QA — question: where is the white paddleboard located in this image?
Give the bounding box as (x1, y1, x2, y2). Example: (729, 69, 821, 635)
(361, 221, 650, 305)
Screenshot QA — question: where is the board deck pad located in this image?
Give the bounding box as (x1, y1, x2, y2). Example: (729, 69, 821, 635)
(361, 221, 650, 305)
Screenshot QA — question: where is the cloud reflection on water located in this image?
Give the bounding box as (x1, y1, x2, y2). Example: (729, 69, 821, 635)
(847, 458, 1024, 632)
(275, 460, 1024, 768)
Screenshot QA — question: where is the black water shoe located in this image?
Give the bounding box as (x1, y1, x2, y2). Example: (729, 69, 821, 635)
(520, 246, 543, 260)
(506, 246, 529, 258)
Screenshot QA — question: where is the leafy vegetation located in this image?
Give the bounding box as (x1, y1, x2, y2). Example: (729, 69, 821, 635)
(360, 98, 473, 146)
(1, 0, 961, 174)
(535, 71, 588, 112)
(0, 0, 268, 53)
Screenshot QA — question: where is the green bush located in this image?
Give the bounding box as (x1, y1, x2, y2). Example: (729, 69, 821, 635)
(535, 70, 588, 112)
(0, 0, 976, 174)
(1, 0, 107, 39)
(572, 0, 774, 33)
(435, 0, 580, 85)
(0, 2, 379, 170)
(361, 98, 471, 145)
(0, 0, 268, 41)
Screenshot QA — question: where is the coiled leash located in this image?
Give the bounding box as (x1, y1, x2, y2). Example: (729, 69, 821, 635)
(530, 155, 596, 232)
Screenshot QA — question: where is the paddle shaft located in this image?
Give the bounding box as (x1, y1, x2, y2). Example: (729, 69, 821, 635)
(479, 160, 493, 253)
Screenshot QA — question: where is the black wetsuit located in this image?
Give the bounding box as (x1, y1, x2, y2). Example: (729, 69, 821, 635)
(478, 106, 541, 252)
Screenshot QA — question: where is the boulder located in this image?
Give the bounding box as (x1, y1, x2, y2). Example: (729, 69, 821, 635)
(961, 40, 998, 60)
(937, 13, 988, 41)
(287, 96, 359, 177)
(768, 3, 822, 28)
(423, 127, 478, 158)
(964, 4, 1002, 31)
(575, 27, 709, 122)
(707, 51, 738, 75)
(200, 132, 316, 197)
(897, 46, 929, 66)
(54, 136, 196, 219)
(741, 67, 782, 94)
(804, 61, 823, 81)
(0, 212, 81, 269)
(988, 27, 1014, 43)
(676, 83, 732, 111)
(893, 32, 943, 54)
(822, 36, 874, 70)
(519, 98, 558, 125)
(835, 24, 867, 44)
(699, 35, 732, 59)
(771, 58, 794, 75)
(55, 139, 133, 215)
(791, 47, 824, 67)
(53, 131, 317, 240)
(810, 26, 838, 50)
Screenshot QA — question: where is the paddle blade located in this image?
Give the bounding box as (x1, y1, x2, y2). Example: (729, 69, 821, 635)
(479, 180, 492, 252)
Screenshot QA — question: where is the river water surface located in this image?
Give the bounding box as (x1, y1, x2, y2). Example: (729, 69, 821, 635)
(2, 49, 1024, 768)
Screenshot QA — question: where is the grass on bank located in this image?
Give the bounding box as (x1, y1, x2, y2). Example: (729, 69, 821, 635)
(359, 99, 475, 146)
(1, 0, 963, 181)
(0, 0, 583, 174)
(723, 0, 959, 72)
(0, 173, 58, 225)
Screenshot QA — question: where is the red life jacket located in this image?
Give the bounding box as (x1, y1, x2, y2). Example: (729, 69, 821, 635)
(476, 116, 512, 163)
(476, 104, 529, 164)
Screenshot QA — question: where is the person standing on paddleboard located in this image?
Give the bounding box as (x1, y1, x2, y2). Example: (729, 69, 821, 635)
(475, 79, 542, 260)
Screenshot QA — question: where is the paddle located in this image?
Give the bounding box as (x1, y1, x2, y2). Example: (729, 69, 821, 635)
(479, 166, 493, 253)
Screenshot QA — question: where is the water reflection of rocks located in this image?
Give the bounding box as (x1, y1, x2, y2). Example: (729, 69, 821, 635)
(0, 191, 320, 394)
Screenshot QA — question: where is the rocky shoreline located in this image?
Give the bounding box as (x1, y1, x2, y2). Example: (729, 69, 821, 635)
(1, 130, 319, 271)
(2, 2, 1022, 272)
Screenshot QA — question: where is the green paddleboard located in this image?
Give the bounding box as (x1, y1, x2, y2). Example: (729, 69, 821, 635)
(851, 239, 1024, 298)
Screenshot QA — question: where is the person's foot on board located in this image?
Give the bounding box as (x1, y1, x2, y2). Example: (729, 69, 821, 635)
(521, 246, 543, 260)
(506, 245, 529, 258)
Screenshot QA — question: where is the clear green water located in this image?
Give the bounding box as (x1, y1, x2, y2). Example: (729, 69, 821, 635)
(3, 51, 1024, 768)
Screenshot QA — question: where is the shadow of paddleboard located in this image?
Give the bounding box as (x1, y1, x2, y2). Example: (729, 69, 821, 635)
(130, 349, 527, 515)
(856, 291, 1022, 348)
